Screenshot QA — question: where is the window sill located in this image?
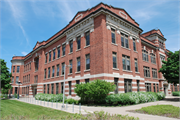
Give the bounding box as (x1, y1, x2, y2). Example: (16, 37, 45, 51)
(56, 57, 60, 60)
(68, 52, 73, 55)
(84, 45, 90, 49)
(112, 43, 118, 46)
(123, 70, 132, 72)
(75, 71, 81, 74)
(68, 73, 73, 75)
(84, 69, 90, 72)
(56, 76, 59, 78)
(113, 68, 119, 71)
(143, 60, 149, 63)
(76, 49, 81, 52)
(35, 70, 38, 73)
(151, 63, 156, 65)
(134, 51, 138, 53)
(61, 55, 66, 58)
(44, 78, 46, 80)
(47, 78, 50, 80)
(121, 46, 131, 50)
(135, 72, 140, 74)
(51, 77, 54, 79)
(61, 75, 64, 77)
(152, 78, 158, 79)
(145, 77, 151, 79)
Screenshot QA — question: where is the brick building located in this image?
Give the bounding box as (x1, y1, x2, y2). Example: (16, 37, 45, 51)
(10, 3, 179, 98)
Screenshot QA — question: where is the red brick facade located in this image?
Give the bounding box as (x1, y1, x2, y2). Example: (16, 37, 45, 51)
(10, 3, 179, 98)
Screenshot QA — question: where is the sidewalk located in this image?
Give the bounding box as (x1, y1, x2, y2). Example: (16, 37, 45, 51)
(14, 96, 180, 120)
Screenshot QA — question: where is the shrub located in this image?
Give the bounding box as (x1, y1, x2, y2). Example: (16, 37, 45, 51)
(172, 91, 180, 96)
(156, 92, 165, 100)
(35, 93, 66, 102)
(74, 79, 116, 104)
(105, 92, 164, 105)
(65, 98, 79, 104)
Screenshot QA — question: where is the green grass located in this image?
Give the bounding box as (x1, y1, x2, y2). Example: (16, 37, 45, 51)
(1, 99, 71, 119)
(135, 105, 180, 118)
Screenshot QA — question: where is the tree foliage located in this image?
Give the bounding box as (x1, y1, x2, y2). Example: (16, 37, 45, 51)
(74, 79, 116, 104)
(0, 59, 12, 90)
(159, 51, 179, 83)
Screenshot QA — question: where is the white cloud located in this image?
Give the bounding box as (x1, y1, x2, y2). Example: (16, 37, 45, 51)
(21, 51, 28, 56)
(6, 0, 29, 44)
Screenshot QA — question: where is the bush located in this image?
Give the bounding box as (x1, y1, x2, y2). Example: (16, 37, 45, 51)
(74, 79, 116, 104)
(172, 91, 180, 96)
(65, 98, 79, 104)
(156, 92, 165, 99)
(105, 92, 165, 105)
(35, 93, 66, 102)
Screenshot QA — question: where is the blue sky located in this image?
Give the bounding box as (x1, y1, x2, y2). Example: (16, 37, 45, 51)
(0, 0, 179, 71)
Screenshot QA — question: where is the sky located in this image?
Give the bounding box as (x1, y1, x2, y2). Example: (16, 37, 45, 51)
(0, 0, 180, 71)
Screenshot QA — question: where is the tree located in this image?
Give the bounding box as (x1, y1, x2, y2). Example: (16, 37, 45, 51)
(0, 59, 12, 91)
(74, 79, 116, 104)
(159, 51, 179, 84)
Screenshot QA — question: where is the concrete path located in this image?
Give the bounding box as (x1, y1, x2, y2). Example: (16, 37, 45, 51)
(13, 96, 180, 120)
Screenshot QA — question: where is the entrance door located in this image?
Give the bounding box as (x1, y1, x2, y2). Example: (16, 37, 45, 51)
(164, 87, 166, 96)
(33, 87, 37, 97)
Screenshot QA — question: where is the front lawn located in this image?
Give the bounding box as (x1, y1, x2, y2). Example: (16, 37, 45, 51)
(1, 99, 71, 119)
(134, 105, 180, 118)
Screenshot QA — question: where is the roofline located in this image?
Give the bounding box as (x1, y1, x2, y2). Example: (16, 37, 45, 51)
(141, 39, 158, 49)
(20, 6, 143, 61)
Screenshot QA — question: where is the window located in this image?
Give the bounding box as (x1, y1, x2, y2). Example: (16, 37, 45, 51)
(69, 40, 73, 53)
(47, 84, 49, 94)
(62, 44, 66, 56)
(160, 55, 165, 65)
(142, 50, 149, 62)
(17, 66, 20, 73)
(15, 87, 17, 94)
(111, 29, 116, 44)
(62, 62, 65, 75)
(51, 84, 54, 94)
(137, 80, 140, 92)
(57, 47, 60, 58)
(48, 67, 50, 78)
(16, 76, 19, 84)
(13, 66, 15, 73)
(152, 68, 157, 78)
(30, 63, 31, 70)
(114, 78, 118, 94)
(52, 66, 55, 77)
(112, 52, 117, 68)
(86, 54, 90, 70)
(85, 79, 89, 83)
(145, 83, 151, 92)
(134, 58, 138, 72)
(35, 57, 39, 71)
(44, 69, 46, 79)
(133, 38, 136, 51)
(69, 60, 72, 73)
(85, 31, 90, 46)
(49, 52, 51, 62)
(56, 83, 59, 94)
(34, 75, 38, 83)
(69, 81, 71, 95)
(150, 53, 156, 64)
(157, 84, 159, 92)
(43, 85, 46, 93)
(12, 76, 14, 83)
(144, 66, 150, 77)
(122, 55, 130, 71)
(153, 83, 156, 92)
(45, 54, 47, 63)
(124, 79, 132, 93)
(77, 57, 81, 72)
(56, 64, 59, 76)
(174, 85, 178, 91)
(121, 33, 129, 48)
(77, 36, 81, 50)
(76, 80, 80, 84)
(61, 83, 64, 94)
(159, 41, 164, 49)
(53, 49, 56, 60)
